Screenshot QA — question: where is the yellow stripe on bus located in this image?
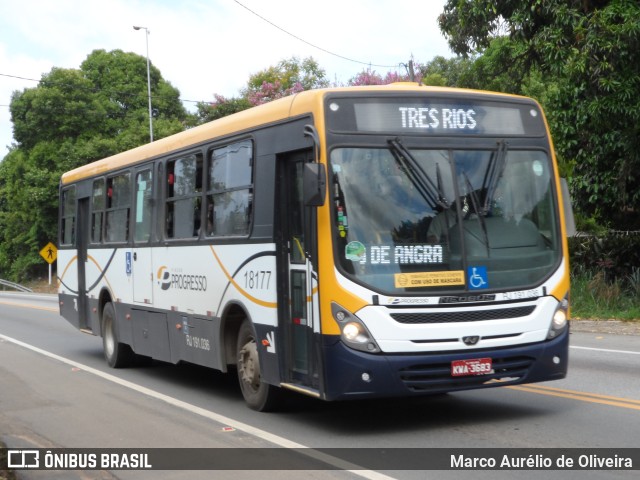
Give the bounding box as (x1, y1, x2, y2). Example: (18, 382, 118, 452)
(57, 255, 79, 283)
(209, 246, 278, 309)
(57, 254, 114, 296)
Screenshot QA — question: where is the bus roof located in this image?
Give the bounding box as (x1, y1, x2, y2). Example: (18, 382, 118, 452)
(60, 84, 532, 185)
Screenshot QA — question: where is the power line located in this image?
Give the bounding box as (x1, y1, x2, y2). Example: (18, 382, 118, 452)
(233, 0, 399, 69)
(0, 72, 203, 106)
(0, 73, 40, 83)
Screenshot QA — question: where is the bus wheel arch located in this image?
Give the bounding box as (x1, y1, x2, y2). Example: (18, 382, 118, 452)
(98, 288, 112, 322)
(221, 302, 248, 368)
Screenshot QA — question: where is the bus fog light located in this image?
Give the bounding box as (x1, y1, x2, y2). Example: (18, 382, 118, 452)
(553, 356, 561, 365)
(362, 372, 371, 382)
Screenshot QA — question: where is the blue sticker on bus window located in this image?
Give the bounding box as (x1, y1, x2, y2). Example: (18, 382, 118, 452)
(468, 266, 488, 290)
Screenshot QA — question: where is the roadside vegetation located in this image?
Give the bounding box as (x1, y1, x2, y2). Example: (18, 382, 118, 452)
(569, 234, 640, 321)
(571, 271, 640, 321)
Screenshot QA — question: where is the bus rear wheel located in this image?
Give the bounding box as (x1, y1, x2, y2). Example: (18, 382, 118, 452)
(102, 302, 134, 368)
(236, 320, 281, 411)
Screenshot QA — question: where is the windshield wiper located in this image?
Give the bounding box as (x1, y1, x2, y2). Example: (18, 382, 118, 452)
(482, 140, 509, 214)
(462, 171, 490, 256)
(388, 138, 449, 210)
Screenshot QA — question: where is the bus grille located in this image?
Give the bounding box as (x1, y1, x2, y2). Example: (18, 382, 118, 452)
(399, 356, 535, 392)
(390, 306, 536, 324)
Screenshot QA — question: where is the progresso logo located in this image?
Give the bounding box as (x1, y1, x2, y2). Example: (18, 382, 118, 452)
(157, 266, 171, 290)
(156, 266, 208, 292)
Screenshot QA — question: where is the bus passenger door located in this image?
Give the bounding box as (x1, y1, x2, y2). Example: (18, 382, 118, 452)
(278, 151, 319, 390)
(132, 167, 154, 304)
(76, 197, 92, 331)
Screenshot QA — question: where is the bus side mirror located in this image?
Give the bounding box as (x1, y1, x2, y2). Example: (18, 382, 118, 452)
(304, 163, 326, 207)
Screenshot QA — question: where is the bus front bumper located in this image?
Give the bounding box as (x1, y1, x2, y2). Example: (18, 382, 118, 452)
(320, 327, 569, 401)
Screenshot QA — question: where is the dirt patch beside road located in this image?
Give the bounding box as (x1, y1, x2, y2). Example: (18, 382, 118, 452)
(571, 319, 640, 336)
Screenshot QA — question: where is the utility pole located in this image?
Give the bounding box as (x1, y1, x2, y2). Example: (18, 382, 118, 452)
(133, 25, 154, 142)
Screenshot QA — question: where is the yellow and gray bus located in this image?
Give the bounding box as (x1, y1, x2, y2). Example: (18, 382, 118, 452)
(58, 83, 573, 410)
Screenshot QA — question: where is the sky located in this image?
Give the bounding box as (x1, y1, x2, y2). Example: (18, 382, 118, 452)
(0, 0, 452, 158)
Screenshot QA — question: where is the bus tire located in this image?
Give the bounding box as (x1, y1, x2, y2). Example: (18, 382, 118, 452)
(236, 319, 281, 411)
(102, 302, 134, 368)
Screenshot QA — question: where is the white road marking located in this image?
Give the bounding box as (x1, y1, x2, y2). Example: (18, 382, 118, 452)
(0, 332, 395, 479)
(571, 345, 640, 356)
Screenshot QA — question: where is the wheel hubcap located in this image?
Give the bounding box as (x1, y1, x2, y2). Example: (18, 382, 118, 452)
(238, 340, 260, 391)
(104, 319, 115, 357)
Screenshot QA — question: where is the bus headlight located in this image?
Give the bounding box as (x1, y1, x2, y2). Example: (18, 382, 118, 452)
(332, 302, 380, 353)
(547, 295, 569, 340)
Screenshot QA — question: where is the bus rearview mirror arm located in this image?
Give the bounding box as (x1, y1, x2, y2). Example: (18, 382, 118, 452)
(304, 124, 321, 161)
(303, 124, 326, 207)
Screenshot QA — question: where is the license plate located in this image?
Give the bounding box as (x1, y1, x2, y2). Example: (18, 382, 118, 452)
(451, 358, 493, 377)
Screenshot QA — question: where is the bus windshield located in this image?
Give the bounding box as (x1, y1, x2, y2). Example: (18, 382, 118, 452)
(330, 144, 561, 294)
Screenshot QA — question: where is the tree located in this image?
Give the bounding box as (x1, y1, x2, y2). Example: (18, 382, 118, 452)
(1, 49, 187, 281)
(348, 69, 407, 86)
(193, 57, 330, 125)
(347, 58, 478, 88)
(439, 0, 640, 228)
(10, 68, 101, 151)
(194, 94, 252, 124)
(244, 56, 329, 105)
(421, 56, 475, 88)
(79, 49, 186, 148)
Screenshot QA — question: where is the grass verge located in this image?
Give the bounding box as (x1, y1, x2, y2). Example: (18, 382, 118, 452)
(570, 272, 640, 321)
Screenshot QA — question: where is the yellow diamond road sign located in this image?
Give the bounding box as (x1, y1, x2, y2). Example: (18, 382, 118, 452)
(40, 242, 57, 264)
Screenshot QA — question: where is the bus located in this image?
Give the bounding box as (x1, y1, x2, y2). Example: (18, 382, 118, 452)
(58, 83, 573, 411)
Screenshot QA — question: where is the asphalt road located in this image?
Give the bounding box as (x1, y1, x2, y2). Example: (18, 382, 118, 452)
(1, 292, 639, 480)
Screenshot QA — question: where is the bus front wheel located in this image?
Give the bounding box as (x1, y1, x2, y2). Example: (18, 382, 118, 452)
(102, 302, 134, 368)
(236, 320, 281, 411)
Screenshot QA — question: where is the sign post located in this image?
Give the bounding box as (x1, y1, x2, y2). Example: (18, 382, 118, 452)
(39, 242, 58, 285)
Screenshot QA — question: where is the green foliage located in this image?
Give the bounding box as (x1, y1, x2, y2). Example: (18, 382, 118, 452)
(569, 233, 640, 320)
(194, 95, 252, 125)
(570, 271, 640, 320)
(245, 56, 329, 93)
(244, 56, 329, 105)
(439, 0, 640, 230)
(420, 56, 473, 88)
(194, 56, 329, 125)
(455, 37, 532, 94)
(1, 49, 187, 281)
(549, 1, 640, 226)
(569, 234, 640, 289)
(10, 68, 100, 150)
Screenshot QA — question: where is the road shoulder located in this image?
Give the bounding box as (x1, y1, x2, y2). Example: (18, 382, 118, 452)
(571, 319, 640, 336)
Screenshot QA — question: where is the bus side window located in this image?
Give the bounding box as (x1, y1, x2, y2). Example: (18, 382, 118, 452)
(207, 140, 253, 237)
(134, 169, 153, 242)
(60, 186, 77, 246)
(105, 173, 131, 243)
(165, 154, 203, 239)
(91, 178, 105, 243)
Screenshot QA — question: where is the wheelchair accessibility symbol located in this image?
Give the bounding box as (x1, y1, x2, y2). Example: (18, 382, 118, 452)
(468, 266, 488, 290)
